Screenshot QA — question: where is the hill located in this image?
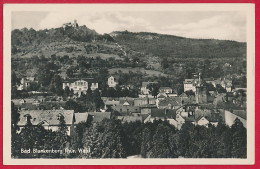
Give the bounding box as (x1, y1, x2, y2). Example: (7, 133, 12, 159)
(11, 24, 116, 57)
(110, 31, 246, 59)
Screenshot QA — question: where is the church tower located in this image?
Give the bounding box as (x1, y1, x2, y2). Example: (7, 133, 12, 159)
(195, 73, 207, 104)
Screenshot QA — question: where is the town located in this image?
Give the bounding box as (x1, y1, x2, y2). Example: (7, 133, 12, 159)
(11, 21, 247, 159)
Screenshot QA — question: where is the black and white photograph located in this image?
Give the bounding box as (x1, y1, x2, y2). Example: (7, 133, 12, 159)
(3, 3, 255, 165)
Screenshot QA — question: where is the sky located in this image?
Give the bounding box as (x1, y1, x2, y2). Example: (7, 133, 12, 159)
(12, 11, 246, 42)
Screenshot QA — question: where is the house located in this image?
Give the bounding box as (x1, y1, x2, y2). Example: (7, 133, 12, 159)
(112, 105, 140, 114)
(140, 104, 157, 114)
(157, 93, 168, 100)
(87, 112, 112, 123)
(103, 99, 120, 110)
(214, 78, 233, 92)
(158, 97, 183, 110)
(149, 109, 178, 128)
(74, 113, 89, 125)
(116, 115, 143, 123)
(222, 79, 232, 92)
(189, 109, 222, 127)
(108, 76, 118, 88)
(195, 115, 219, 127)
(176, 113, 185, 130)
(159, 87, 173, 94)
(17, 110, 75, 136)
(62, 78, 98, 96)
(140, 82, 158, 95)
(134, 98, 157, 106)
(224, 110, 246, 128)
(17, 77, 37, 91)
(183, 79, 197, 92)
(119, 99, 135, 106)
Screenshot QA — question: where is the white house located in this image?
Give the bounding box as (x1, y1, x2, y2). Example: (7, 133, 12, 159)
(159, 87, 173, 94)
(108, 76, 118, 88)
(63, 79, 98, 96)
(183, 79, 196, 92)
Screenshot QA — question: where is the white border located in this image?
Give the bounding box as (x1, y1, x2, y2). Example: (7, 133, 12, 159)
(3, 3, 255, 165)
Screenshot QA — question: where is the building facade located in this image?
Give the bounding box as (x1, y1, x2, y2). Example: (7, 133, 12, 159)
(62, 79, 98, 96)
(108, 76, 118, 88)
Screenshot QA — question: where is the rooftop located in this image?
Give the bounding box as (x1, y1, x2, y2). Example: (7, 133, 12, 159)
(17, 110, 74, 126)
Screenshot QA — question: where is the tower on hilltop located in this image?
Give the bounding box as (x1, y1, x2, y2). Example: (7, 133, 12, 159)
(73, 20, 79, 28)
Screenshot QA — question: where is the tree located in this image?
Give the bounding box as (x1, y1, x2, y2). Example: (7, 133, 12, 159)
(161, 58, 170, 69)
(64, 86, 71, 97)
(11, 71, 20, 98)
(50, 75, 64, 96)
(92, 89, 104, 111)
(231, 118, 247, 158)
(17, 116, 49, 158)
(11, 102, 20, 157)
(177, 122, 194, 157)
(37, 64, 53, 87)
(123, 121, 143, 156)
(82, 119, 127, 158)
(55, 114, 69, 157)
(185, 90, 195, 96)
(140, 127, 153, 158)
(66, 68, 74, 78)
(147, 83, 160, 98)
(147, 123, 177, 158)
(216, 84, 226, 93)
(65, 100, 82, 113)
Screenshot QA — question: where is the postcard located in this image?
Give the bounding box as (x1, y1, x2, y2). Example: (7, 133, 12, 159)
(3, 3, 255, 165)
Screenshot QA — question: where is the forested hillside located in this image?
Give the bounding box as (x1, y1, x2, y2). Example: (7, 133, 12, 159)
(110, 31, 246, 59)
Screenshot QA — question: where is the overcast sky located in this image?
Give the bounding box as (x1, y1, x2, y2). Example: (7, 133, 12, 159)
(12, 11, 246, 42)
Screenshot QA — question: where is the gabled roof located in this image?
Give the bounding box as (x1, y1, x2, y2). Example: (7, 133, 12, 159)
(112, 105, 140, 113)
(232, 110, 246, 120)
(17, 110, 74, 126)
(104, 100, 120, 105)
(151, 109, 176, 119)
(159, 97, 182, 107)
(157, 93, 168, 99)
(63, 78, 96, 83)
(87, 112, 111, 122)
(116, 116, 143, 123)
(183, 79, 195, 84)
(194, 109, 221, 122)
(119, 100, 135, 106)
(74, 113, 89, 124)
(179, 93, 188, 98)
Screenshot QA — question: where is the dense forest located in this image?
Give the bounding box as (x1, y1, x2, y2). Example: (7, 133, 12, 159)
(111, 31, 246, 59)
